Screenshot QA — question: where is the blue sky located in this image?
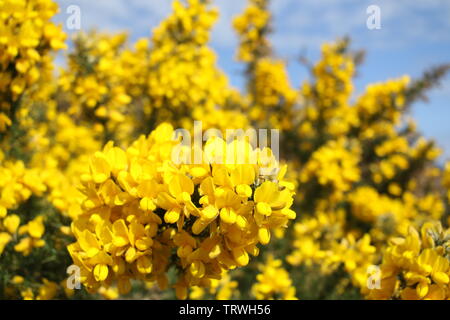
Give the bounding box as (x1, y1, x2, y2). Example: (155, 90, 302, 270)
(53, 0, 450, 161)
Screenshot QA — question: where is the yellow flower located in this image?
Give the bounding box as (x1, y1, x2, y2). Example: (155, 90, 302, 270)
(3, 214, 20, 234)
(0, 232, 12, 255)
(11, 275, 25, 284)
(27, 216, 45, 239)
(21, 288, 35, 300)
(252, 255, 297, 300)
(367, 223, 450, 300)
(37, 279, 59, 300)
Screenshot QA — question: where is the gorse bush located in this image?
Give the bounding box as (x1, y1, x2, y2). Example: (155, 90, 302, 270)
(68, 126, 295, 299)
(0, 0, 449, 300)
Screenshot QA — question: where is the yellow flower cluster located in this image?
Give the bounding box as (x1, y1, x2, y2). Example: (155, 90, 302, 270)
(0, 158, 45, 218)
(148, 0, 229, 122)
(287, 209, 376, 292)
(355, 77, 410, 139)
(189, 272, 239, 300)
(329, 234, 377, 290)
(68, 123, 295, 298)
(349, 186, 443, 242)
(233, 0, 271, 63)
(0, 159, 49, 257)
(444, 162, 450, 203)
(299, 139, 361, 204)
(287, 210, 345, 269)
(298, 42, 356, 143)
(13, 215, 46, 256)
(13, 277, 59, 300)
(251, 255, 297, 300)
(0, 0, 66, 131)
(349, 186, 400, 223)
(0, 155, 61, 266)
(232, 0, 298, 134)
(29, 111, 101, 220)
(367, 222, 450, 300)
(249, 59, 297, 129)
(284, 34, 447, 299)
(58, 32, 131, 139)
